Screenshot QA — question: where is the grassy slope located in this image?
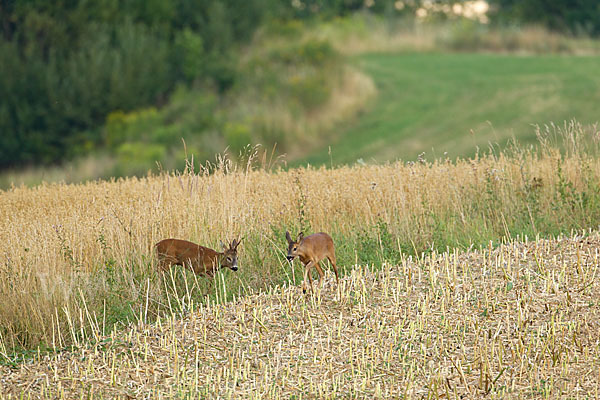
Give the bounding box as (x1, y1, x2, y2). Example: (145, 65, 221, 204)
(3, 51, 598, 187)
(2, 233, 600, 398)
(300, 52, 600, 165)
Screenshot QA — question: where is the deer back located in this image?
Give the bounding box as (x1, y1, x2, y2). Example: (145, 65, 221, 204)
(155, 238, 220, 275)
(287, 232, 334, 264)
(301, 232, 334, 261)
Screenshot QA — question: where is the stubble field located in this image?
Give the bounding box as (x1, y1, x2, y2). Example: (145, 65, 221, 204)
(1, 233, 600, 398)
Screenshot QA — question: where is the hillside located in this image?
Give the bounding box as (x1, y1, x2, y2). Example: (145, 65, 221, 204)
(4, 21, 600, 187)
(2, 233, 599, 398)
(300, 52, 600, 166)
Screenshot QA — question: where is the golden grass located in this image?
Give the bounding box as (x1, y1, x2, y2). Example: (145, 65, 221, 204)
(2, 233, 600, 398)
(1, 121, 600, 354)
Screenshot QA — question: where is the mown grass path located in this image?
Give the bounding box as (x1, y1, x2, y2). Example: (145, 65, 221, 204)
(2, 233, 599, 398)
(302, 52, 600, 165)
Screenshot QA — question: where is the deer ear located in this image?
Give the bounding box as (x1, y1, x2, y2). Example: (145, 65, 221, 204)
(297, 232, 304, 242)
(220, 240, 227, 251)
(285, 231, 292, 243)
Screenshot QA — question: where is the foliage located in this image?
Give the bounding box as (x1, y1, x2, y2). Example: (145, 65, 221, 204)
(0, 0, 380, 173)
(223, 122, 253, 155)
(95, 34, 352, 177)
(489, 0, 600, 36)
(102, 87, 220, 174)
(3, 2, 600, 177)
(0, 0, 278, 169)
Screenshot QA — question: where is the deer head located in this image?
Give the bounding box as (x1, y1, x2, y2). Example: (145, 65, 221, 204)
(220, 238, 242, 271)
(285, 231, 304, 262)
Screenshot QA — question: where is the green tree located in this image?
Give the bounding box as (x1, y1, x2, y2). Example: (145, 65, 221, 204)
(0, 0, 277, 168)
(490, 0, 600, 36)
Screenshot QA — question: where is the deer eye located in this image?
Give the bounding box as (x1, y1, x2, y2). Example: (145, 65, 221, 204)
(227, 257, 232, 262)
(293, 246, 297, 251)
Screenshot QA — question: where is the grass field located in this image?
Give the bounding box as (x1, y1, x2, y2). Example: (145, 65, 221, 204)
(2, 233, 600, 398)
(300, 52, 600, 166)
(1, 123, 600, 355)
(2, 125, 600, 398)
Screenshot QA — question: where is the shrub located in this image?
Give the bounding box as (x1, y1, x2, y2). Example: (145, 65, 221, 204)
(223, 122, 253, 155)
(114, 142, 167, 177)
(174, 29, 206, 83)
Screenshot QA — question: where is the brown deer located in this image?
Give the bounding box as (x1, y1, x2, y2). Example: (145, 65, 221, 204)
(286, 231, 339, 293)
(154, 238, 241, 276)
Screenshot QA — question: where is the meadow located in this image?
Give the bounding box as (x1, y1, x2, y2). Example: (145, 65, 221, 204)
(301, 52, 600, 166)
(3, 7, 600, 397)
(1, 123, 600, 397)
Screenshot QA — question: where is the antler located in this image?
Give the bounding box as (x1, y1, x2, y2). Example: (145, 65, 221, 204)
(232, 237, 243, 249)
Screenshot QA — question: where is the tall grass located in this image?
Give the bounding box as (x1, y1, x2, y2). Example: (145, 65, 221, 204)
(1, 120, 600, 355)
(305, 14, 600, 56)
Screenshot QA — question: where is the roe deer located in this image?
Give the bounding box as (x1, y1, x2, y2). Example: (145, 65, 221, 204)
(155, 238, 241, 276)
(285, 231, 339, 293)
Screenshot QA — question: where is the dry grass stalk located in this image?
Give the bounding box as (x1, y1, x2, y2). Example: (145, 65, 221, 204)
(0, 121, 599, 351)
(1, 233, 600, 398)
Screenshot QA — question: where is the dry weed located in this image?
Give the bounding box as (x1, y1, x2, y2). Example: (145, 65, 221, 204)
(1, 233, 599, 398)
(1, 122, 599, 353)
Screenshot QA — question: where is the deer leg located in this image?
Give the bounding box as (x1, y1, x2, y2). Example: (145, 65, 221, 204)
(303, 261, 314, 294)
(157, 256, 175, 271)
(314, 261, 325, 288)
(327, 255, 340, 287)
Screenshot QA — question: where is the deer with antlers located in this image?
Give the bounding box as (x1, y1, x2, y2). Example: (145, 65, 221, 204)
(155, 238, 242, 276)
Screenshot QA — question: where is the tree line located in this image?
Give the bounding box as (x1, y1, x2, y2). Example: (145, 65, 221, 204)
(1, 0, 598, 169)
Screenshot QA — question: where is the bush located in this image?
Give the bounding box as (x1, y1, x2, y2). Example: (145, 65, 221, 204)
(114, 142, 166, 176)
(288, 72, 330, 109)
(490, 0, 600, 37)
(442, 19, 487, 51)
(263, 19, 305, 38)
(99, 85, 224, 177)
(269, 39, 338, 67)
(105, 108, 162, 148)
(223, 122, 253, 154)
(174, 29, 205, 83)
